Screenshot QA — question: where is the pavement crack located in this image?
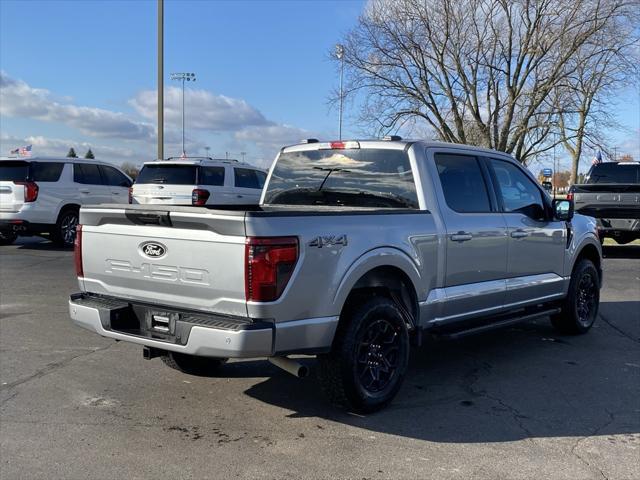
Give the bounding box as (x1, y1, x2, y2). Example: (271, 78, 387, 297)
(461, 352, 536, 441)
(569, 410, 616, 480)
(0, 342, 118, 394)
(599, 312, 639, 344)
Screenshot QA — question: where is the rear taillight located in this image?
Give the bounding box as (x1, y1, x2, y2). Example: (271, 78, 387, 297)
(245, 237, 298, 302)
(566, 191, 574, 201)
(74, 225, 83, 277)
(128, 187, 133, 204)
(14, 181, 39, 202)
(192, 188, 210, 206)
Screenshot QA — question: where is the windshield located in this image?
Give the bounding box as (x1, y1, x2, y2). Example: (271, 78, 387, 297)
(136, 164, 197, 185)
(587, 163, 640, 184)
(263, 148, 419, 209)
(0, 161, 30, 181)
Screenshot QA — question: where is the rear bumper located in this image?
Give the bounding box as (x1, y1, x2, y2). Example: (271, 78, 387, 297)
(595, 217, 640, 235)
(69, 293, 338, 357)
(0, 219, 52, 235)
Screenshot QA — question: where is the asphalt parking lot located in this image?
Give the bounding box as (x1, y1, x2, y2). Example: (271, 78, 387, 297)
(1, 238, 638, 480)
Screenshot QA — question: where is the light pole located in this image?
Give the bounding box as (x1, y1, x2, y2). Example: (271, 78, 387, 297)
(335, 44, 345, 140)
(157, 0, 164, 160)
(170, 72, 196, 156)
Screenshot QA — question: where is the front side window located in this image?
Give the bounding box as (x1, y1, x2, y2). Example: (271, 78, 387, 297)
(263, 148, 418, 208)
(74, 163, 103, 185)
(135, 164, 197, 185)
(434, 153, 491, 213)
(490, 158, 544, 217)
(199, 166, 225, 186)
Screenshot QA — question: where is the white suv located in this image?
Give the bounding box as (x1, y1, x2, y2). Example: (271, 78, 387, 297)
(0, 157, 132, 246)
(131, 158, 267, 206)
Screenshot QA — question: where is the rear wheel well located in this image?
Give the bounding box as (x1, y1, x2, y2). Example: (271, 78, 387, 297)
(340, 266, 419, 330)
(58, 204, 80, 217)
(575, 243, 602, 285)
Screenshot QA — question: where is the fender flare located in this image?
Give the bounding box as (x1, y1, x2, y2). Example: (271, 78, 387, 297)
(331, 246, 423, 314)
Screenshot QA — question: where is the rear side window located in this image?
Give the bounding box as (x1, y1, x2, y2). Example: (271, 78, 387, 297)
(199, 166, 225, 186)
(31, 162, 64, 182)
(74, 163, 103, 185)
(0, 161, 30, 181)
(100, 165, 131, 187)
(587, 163, 640, 184)
(234, 168, 265, 189)
(136, 165, 197, 185)
(263, 149, 418, 208)
(435, 153, 491, 213)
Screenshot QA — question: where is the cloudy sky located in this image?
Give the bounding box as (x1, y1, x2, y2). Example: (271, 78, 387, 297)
(0, 0, 638, 171)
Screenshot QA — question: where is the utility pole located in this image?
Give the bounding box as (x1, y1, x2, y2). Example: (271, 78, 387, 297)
(157, 0, 164, 160)
(553, 132, 558, 198)
(170, 72, 196, 156)
(241, 151, 246, 162)
(335, 44, 345, 140)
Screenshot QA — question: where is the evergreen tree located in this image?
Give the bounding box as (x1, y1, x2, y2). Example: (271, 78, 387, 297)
(84, 149, 95, 159)
(66, 148, 78, 158)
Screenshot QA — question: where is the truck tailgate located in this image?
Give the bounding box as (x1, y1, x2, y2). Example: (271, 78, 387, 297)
(78, 206, 247, 317)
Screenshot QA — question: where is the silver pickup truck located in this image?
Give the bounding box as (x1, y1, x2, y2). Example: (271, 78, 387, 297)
(69, 139, 602, 412)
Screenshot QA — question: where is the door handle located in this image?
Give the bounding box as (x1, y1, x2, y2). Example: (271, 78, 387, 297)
(79, 189, 90, 194)
(450, 232, 473, 242)
(112, 191, 121, 195)
(511, 230, 529, 239)
(237, 195, 244, 198)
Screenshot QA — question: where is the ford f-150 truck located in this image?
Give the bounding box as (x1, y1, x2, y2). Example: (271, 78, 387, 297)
(69, 139, 602, 412)
(569, 161, 640, 244)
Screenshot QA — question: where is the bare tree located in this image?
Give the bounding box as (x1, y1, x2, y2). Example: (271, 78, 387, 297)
(120, 162, 140, 180)
(555, 11, 639, 183)
(335, 0, 639, 163)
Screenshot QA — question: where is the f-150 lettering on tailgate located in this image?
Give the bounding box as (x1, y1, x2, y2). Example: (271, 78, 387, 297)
(105, 259, 210, 286)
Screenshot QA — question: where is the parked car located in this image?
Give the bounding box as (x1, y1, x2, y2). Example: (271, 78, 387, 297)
(569, 161, 640, 244)
(131, 157, 267, 206)
(69, 139, 602, 412)
(0, 157, 132, 246)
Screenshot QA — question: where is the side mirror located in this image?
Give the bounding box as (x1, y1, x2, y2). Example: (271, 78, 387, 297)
(553, 199, 574, 221)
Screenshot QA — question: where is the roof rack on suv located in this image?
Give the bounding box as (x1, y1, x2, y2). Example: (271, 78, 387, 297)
(382, 135, 403, 141)
(164, 156, 239, 163)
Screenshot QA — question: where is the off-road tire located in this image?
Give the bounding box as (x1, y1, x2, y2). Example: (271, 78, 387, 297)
(551, 259, 600, 334)
(317, 296, 409, 413)
(0, 231, 17, 245)
(160, 352, 228, 375)
(51, 207, 79, 247)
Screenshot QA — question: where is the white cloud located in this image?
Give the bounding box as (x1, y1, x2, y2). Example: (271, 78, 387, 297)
(1, 71, 321, 165)
(130, 87, 269, 132)
(235, 124, 315, 147)
(0, 133, 147, 166)
(0, 72, 155, 141)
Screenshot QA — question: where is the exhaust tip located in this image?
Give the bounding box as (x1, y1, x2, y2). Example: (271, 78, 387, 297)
(268, 356, 309, 378)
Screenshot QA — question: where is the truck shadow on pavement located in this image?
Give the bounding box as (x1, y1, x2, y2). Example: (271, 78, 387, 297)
(232, 305, 639, 443)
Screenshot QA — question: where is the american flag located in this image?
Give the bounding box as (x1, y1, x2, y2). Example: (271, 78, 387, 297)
(10, 145, 32, 156)
(592, 150, 602, 165)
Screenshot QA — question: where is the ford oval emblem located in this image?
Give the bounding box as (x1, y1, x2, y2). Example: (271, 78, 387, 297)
(141, 242, 167, 258)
